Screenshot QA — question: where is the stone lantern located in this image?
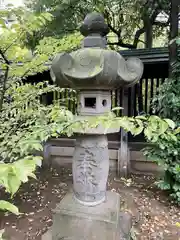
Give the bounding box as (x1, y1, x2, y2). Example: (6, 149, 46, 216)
(44, 12, 143, 240)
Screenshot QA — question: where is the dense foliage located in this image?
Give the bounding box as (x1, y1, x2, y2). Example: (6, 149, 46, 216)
(0, 6, 83, 220)
(25, 0, 170, 49)
(144, 39, 180, 203)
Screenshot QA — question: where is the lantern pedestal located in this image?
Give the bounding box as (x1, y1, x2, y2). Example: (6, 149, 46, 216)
(42, 191, 132, 240)
(72, 134, 109, 206)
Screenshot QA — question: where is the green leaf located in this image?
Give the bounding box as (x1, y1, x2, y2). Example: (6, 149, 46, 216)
(175, 222, 180, 227)
(0, 200, 20, 215)
(135, 115, 147, 120)
(13, 158, 36, 183)
(158, 120, 169, 135)
(168, 133, 177, 142)
(28, 172, 37, 179)
(176, 38, 180, 45)
(0, 165, 10, 192)
(32, 142, 43, 151)
(173, 184, 180, 192)
(8, 173, 21, 196)
(156, 180, 171, 190)
(144, 127, 152, 140)
(164, 119, 176, 129)
(174, 127, 180, 135)
(176, 192, 180, 198)
(0, 18, 6, 28)
(33, 156, 42, 167)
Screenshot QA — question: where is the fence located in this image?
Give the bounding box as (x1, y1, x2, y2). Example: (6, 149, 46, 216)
(49, 76, 166, 117)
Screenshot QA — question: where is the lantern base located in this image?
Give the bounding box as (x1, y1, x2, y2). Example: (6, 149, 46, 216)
(73, 194, 106, 206)
(42, 191, 132, 240)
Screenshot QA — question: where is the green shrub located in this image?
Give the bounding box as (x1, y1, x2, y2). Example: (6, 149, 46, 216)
(144, 38, 180, 203)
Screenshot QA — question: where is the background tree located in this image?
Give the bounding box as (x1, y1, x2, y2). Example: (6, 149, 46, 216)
(25, 0, 172, 49)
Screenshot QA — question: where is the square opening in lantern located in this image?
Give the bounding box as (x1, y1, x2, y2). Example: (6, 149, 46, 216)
(84, 97, 96, 108)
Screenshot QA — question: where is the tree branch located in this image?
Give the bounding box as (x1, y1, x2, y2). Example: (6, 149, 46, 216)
(0, 48, 10, 111)
(0, 65, 9, 111)
(104, 0, 172, 50)
(21, 62, 47, 79)
(0, 49, 10, 65)
(108, 27, 145, 49)
(108, 41, 136, 49)
(154, 20, 170, 27)
(133, 27, 145, 47)
(108, 23, 121, 38)
(104, 4, 147, 50)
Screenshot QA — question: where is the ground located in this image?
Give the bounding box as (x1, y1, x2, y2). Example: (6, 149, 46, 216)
(0, 167, 179, 240)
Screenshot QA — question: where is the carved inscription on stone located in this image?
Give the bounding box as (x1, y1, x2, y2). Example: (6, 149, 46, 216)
(76, 149, 99, 191)
(72, 135, 109, 204)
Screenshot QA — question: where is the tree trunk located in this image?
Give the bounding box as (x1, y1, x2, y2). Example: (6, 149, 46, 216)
(0, 66, 9, 112)
(145, 23, 153, 48)
(144, 19, 153, 49)
(169, 0, 179, 75)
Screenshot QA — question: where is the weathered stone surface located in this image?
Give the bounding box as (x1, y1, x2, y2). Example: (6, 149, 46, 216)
(80, 12, 109, 48)
(80, 12, 109, 37)
(42, 230, 52, 240)
(72, 135, 109, 206)
(50, 49, 143, 90)
(77, 90, 111, 116)
(41, 191, 132, 240)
